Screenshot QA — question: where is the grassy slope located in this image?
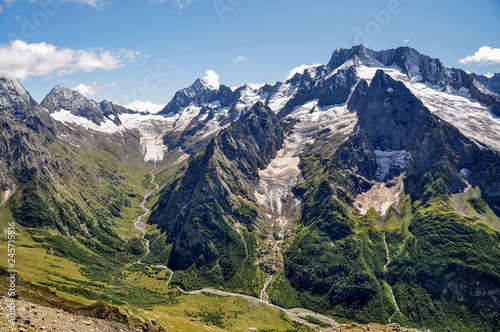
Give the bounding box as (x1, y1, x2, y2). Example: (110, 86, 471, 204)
(265, 129, 500, 332)
(0, 144, 311, 331)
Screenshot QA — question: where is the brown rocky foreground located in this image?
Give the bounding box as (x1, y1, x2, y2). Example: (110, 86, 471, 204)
(0, 297, 149, 332)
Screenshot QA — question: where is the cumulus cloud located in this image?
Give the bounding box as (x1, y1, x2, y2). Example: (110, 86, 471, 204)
(287, 63, 322, 80)
(121, 100, 165, 114)
(233, 56, 247, 63)
(73, 81, 116, 97)
(202, 70, 220, 89)
(459, 46, 500, 65)
(73, 81, 100, 97)
(0, 40, 127, 81)
(404, 38, 410, 43)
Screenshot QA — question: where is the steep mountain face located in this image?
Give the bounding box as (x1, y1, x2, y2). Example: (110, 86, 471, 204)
(159, 80, 274, 153)
(144, 46, 500, 331)
(0, 78, 57, 196)
(1, 78, 149, 281)
(280, 69, 500, 328)
(40, 84, 177, 163)
(41, 85, 131, 126)
(145, 102, 287, 293)
(160, 79, 236, 115)
(2, 45, 500, 332)
(274, 64, 358, 118)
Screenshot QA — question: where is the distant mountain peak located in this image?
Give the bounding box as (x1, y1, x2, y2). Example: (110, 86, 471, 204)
(41, 85, 130, 126)
(0, 77, 37, 111)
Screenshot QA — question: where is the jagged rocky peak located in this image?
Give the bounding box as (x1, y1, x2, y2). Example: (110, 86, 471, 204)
(380, 46, 450, 83)
(159, 77, 236, 115)
(41, 85, 90, 112)
(41, 85, 126, 126)
(328, 44, 377, 68)
(0, 77, 38, 111)
(350, 69, 431, 152)
(41, 85, 105, 125)
(0, 77, 55, 133)
(327, 45, 450, 84)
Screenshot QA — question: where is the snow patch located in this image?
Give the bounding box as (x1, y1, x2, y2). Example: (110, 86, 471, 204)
(255, 100, 358, 228)
(374, 150, 412, 182)
(460, 168, 471, 178)
(327, 59, 354, 78)
(198, 107, 232, 139)
(209, 100, 221, 108)
(51, 109, 124, 134)
(255, 135, 302, 227)
(356, 65, 500, 151)
(51, 106, 175, 161)
(119, 113, 175, 162)
(287, 101, 358, 138)
(267, 82, 299, 113)
(235, 85, 268, 115)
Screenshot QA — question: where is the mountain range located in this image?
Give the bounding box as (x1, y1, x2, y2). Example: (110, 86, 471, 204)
(1, 45, 500, 332)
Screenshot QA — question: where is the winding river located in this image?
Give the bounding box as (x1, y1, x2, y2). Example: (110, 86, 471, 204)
(383, 233, 400, 323)
(133, 166, 339, 329)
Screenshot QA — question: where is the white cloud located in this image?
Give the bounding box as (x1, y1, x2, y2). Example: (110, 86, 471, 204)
(404, 38, 410, 43)
(73, 81, 116, 97)
(233, 56, 247, 63)
(121, 100, 165, 114)
(459, 46, 500, 65)
(73, 81, 100, 97)
(287, 63, 322, 80)
(0, 40, 127, 81)
(202, 70, 220, 89)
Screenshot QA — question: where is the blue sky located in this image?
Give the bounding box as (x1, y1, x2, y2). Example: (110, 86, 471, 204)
(1, 0, 500, 106)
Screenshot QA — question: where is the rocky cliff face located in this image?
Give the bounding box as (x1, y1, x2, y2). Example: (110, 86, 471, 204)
(2, 45, 500, 332)
(147, 102, 287, 289)
(0, 78, 57, 192)
(41, 85, 134, 126)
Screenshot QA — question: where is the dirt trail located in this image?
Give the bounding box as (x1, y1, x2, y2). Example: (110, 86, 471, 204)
(133, 164, 339, 329)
